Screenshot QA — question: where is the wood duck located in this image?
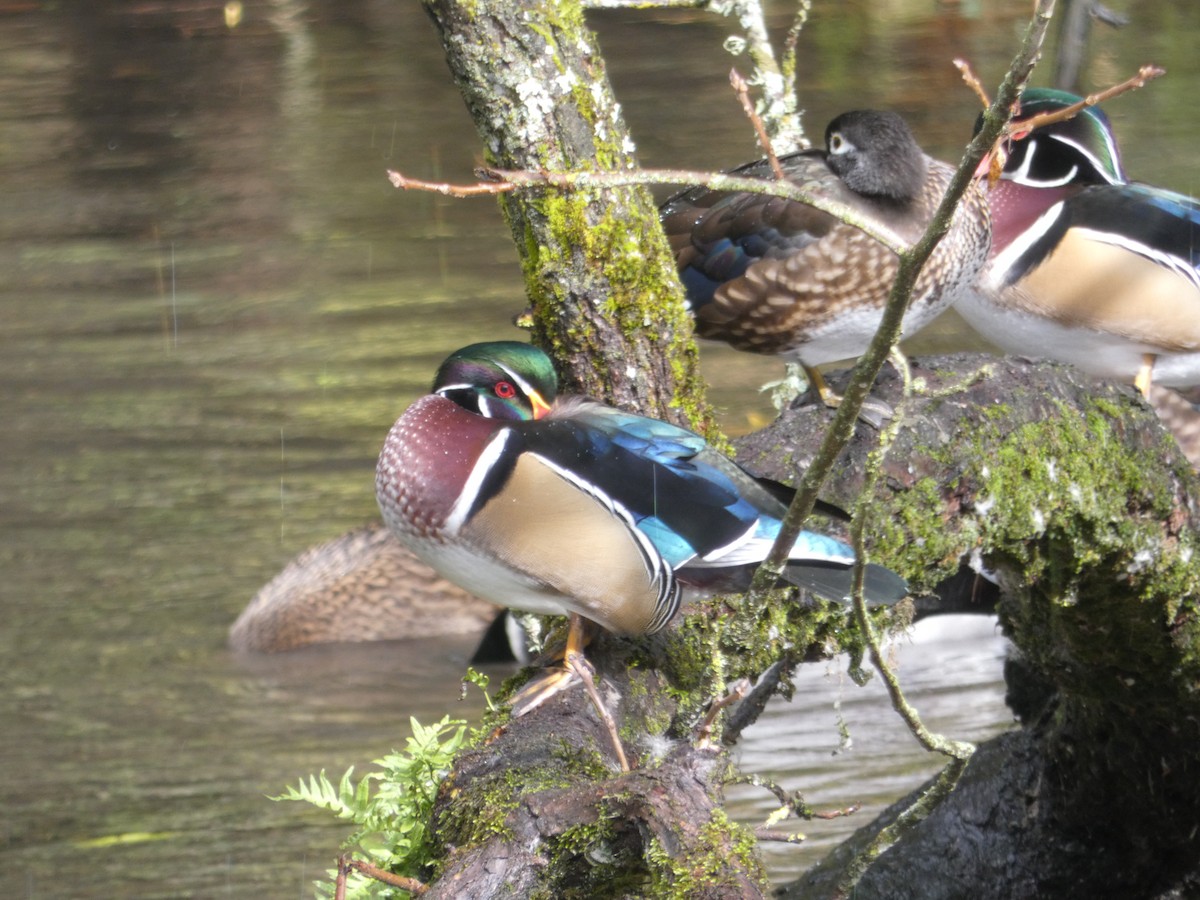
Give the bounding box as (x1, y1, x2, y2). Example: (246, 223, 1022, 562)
(228, 523, 509, 655)
(375, 341, 907, 713)
(956, 88, 1200, 396)
(660, 109, 992, 404)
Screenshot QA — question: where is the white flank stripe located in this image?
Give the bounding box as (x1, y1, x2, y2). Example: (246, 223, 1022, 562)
(987, 201, 1065, 289)
(1075, 226, 1200, 292)
(444, 430, 513, 535)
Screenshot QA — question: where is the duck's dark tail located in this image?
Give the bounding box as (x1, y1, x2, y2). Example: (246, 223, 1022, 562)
(784, 560, 909, 607)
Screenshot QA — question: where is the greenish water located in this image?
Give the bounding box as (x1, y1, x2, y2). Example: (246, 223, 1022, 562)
(2, 1, 1197, 895)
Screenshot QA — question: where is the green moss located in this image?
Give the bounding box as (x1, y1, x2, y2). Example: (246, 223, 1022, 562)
(623, 665, 675, 750)
(958, 398, 1199, 707)
(872, 473, 980, 592)
(430, 771, 519, 858)
(540, 802, 652, 898)
(647, 584, 862, 740)
(653, 609, 726, 728)
(644, 808, 768, 897)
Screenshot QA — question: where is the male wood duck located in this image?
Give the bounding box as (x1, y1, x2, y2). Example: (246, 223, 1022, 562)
(660, 109, 992, 404)
(956, 88, 1200, 396)
(375, 342, 907, 714)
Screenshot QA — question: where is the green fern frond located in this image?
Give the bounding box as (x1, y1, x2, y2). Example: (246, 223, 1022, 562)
(273, 716, 471, 898)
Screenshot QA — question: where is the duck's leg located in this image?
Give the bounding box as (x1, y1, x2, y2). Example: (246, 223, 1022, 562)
(804, 356, 895, 429)
(804, 365, 840, 408)
(508, 634, 579, 717)
(506, 616, 631, 770)
(562, 615, 630, 772)
(1135, 353, 1156, 400)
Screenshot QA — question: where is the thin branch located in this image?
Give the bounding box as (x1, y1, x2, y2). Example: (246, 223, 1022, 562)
(847, 359, 975, 760)
(728, 771, 861, 824)
(722, 0, 806, 152)
(388, 166, 910, 255)
(836, 755, 971, 895)
(338, 854, 429, 895)
(755, 828, 807, 843)
(953, 58, 992, 109)
(565, 646, 631, 772)
(730, 68, 786, 179)
(583, 0, 703, 7)
(1011, 63, 1165, 136)
(722, 657, 790, 744)
(953, 60, 1165, 183)
(696, 676, 750, 749)
(387, 169, 514, 196)
(780, 2, 813, 147)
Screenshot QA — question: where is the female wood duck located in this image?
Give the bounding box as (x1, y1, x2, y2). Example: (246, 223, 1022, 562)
(228, 523, 503, 654)
(375, 341, 907, 702)
(956, 88, 1200, 396)
(660, 109, 992, 404)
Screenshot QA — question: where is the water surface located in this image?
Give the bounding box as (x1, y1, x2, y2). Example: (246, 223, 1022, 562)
(3, 1, 1197, 895)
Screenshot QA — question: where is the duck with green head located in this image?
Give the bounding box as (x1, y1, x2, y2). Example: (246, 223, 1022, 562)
(959, 88, 1200, 396)
(375, 341, 908, 716)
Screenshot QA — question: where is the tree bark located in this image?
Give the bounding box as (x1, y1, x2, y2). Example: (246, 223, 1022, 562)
(422, 0, 716, 433)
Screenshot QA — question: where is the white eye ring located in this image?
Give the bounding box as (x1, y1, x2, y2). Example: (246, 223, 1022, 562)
(829, 132, 850, 155)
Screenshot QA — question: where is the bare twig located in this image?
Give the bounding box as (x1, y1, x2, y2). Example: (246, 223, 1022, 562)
(565, 647, 631, 772)
(722, 0, 806, 152)
(696, 677, 750, 748)
(954, 61, 1165, 183)
(338, 854, 429, 895)
(723, 657, 790, 744)
(387, 166, 911, 254)
(847, 367, 975, 760)
(755, 828, 807, 843)
(729, 770, 862, 828)
(812, 802, 862, 821)
(1011, 63, 1165, 136)
(583, 0, 703, 7)
(953, 58, 993, 109)
(387, 169, 513, 196)
(731, 68, 786, 179)
(335, 854, 348, 900)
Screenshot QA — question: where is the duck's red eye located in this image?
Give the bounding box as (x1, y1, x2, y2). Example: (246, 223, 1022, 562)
(494, 381, 517, 399)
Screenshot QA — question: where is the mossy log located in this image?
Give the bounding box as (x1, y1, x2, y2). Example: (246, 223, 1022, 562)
(736, 354, 1200, 899)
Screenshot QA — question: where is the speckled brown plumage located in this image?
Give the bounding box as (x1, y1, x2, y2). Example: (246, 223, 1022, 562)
(662, 110, 991, 367)
(229, 524, 494, 653)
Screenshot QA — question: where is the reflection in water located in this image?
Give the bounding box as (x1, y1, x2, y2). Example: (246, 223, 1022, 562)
(1, 0, 1196, 894)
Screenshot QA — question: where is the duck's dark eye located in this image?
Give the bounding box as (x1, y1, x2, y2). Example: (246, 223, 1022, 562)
(494, 381, 517, 399)
(829, 132, 845, 154)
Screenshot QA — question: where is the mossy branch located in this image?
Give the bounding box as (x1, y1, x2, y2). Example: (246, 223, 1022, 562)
(847, 360, 977, 760)
(834, 755, 971, 895)
(422, 0, 716, 435)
